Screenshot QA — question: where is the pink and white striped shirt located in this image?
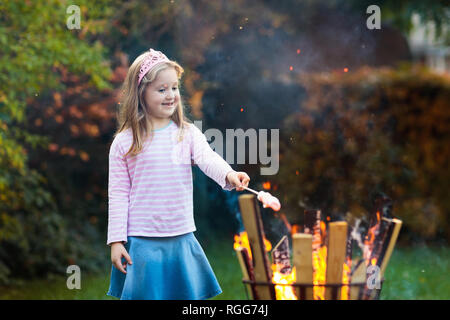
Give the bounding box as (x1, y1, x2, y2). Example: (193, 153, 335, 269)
(107, 120, 234, 245)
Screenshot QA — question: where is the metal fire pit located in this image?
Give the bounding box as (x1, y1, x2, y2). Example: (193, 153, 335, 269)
(241, 278, 385, 300)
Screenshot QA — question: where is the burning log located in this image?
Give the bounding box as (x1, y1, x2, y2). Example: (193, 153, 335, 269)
(238, 194, 275, 300)
(325, 221, 348, 300)
(366, 218, 392, 266)
(271, 235, 291, 275)
(364, 217, 403, 299)
(362, 194, 402, 299)
(292, 233, 314, 300)
(304, 209, 321, 235)
(234, 247, 255, 299)
(364, 193, 393, 264)
(271, 237, 297, 300)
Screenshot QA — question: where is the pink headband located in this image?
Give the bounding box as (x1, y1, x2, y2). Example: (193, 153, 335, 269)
(138, 48, 170, 85)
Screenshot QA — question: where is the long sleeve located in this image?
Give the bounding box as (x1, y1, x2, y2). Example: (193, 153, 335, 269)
(190, 124, 235, 191)
(107, 136, 131, 245)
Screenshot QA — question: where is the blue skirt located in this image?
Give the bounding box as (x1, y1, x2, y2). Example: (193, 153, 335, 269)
(106, 232, 222, 300)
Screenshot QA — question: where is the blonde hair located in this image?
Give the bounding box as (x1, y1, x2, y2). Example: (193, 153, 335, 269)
(115, 51, 191, 157)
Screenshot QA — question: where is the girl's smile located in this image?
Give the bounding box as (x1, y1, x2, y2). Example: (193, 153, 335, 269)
(162, 101, 175, 108)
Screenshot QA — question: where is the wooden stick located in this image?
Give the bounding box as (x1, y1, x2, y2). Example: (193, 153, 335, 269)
(363, 217, 395, 299)
(325, 221, 348, 300)
(303, 209, 322, 253)
(369, 218, 393, 265)
(238, 194, 275, 300)
(235, 247, 255, 299)
(350, 260, 366, 300)
(292, 233, 314, 300)
(379, 218, 402, 277)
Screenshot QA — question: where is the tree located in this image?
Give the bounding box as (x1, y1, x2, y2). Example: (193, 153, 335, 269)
(0, 0, 113, 283)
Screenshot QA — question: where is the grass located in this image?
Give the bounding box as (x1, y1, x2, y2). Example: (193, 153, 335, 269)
(0, 242, 448, 300)
(380, 246, 450, 299)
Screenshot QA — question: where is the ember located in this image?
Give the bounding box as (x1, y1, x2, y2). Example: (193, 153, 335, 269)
(262, 181, 271, 190)
(234, 194, 402, 300)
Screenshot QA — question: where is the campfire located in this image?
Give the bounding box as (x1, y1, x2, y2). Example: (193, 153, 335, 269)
(233, 194, 402, 300)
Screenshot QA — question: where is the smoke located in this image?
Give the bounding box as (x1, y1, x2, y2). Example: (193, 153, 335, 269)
(350, 218, 366, 252)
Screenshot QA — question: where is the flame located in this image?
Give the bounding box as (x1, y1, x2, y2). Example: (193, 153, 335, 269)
(341, 260, 351, 300)
(272, 265, 298, 300)
(233, 231, 272, 260)
(312, 245, 327, 299)
(311, 221, 327, 300)
(262, 181, 271, 190)
(265, 237, 272, 251)
(363, 211, 381, 265)
(235, 215, 364, 300)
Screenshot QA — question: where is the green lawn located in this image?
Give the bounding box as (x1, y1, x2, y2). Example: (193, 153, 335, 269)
(0, 242, 448, 300)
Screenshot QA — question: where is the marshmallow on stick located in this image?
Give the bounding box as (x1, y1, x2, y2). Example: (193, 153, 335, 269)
(242, 186, 281, 211)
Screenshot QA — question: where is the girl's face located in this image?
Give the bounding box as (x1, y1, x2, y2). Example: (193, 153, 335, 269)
(143, 67, 180, 122)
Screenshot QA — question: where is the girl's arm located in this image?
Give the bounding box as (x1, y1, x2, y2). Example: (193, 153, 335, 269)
(107, 137, 131, 245)
(189, 124, 249, 191)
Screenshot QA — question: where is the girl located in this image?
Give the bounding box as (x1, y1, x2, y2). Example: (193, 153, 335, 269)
(106, 48, 250, 300)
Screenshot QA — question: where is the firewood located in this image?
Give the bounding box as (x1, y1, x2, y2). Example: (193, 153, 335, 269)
(235, 247, 255, 299)
(304, 209, 321, 235)
(238, 194, 275, 300)
(379, 218, 402, 277)
(369, 218, 393, 266)
(325, 221, 348, 300)
(271, 235, 291, 275)
(292, 233, 314, 300)
(303, 209, 322, 253)
(364, 218, 402, 300)
(350, 260, 366, 300)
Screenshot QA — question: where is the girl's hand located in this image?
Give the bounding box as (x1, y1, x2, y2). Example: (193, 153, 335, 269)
(226, 171, 250, 191)
(111, 242, 132, 274)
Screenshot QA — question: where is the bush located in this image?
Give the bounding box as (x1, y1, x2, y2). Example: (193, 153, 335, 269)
(271, 65, 450, 242)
